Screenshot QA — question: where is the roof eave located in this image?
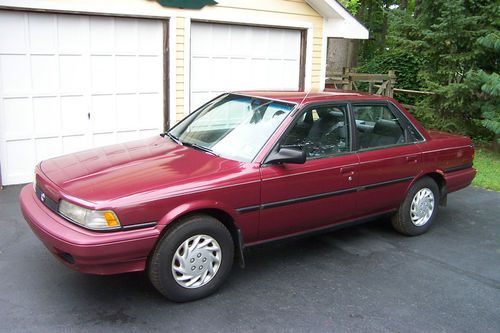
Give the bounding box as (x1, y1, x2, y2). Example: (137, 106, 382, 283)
(306, 0, 369, 39)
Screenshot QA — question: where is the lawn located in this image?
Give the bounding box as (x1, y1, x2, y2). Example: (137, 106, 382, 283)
(472, 147, 500, 192)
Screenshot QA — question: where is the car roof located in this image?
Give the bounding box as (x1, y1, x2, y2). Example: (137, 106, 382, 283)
(234, 90, 389, 104)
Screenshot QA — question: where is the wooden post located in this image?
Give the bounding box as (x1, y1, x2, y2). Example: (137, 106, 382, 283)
(342, 67, 352, 90)
(387, 70, 396, 98)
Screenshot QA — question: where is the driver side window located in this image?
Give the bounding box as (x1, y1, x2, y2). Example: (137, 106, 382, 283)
(281, 105, 350, 159)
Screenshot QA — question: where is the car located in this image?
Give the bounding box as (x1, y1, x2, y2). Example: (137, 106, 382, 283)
(20, 91, 476, 302)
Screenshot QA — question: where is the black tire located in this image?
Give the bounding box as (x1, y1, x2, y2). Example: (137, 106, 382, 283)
(392, 177, 440, 236)
(148, 214, 234, 302)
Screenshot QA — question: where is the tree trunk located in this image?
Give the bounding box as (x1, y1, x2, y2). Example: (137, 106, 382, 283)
(414, 0, 422, 18)
(400, 0, 408, 11)
(350, 0, 366, 68)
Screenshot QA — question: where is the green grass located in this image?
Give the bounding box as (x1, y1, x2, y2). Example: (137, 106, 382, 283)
(472, 147, 500, 191)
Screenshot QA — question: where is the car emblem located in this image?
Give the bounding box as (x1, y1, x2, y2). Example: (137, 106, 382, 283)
(40, 192, 46, 202)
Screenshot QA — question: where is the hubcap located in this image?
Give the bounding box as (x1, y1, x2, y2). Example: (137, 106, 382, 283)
(410, 188, 435, 226)
(171, 234, 222, 289)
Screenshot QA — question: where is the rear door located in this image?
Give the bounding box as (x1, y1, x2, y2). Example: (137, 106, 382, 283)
(259, 104, 359, 240)
(352, 102, 422, 217)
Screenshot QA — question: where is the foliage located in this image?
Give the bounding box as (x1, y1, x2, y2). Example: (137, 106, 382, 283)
(472, 148, 500, 192)
(338, 0, 361, 15)
(474, 31, 500, 143)
(358, 48, 424, 104)
(349, 0, 500, 144)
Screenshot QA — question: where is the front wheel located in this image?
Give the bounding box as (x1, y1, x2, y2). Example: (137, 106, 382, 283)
(148, 214, 234, 302)
(392, 177, 440, 236)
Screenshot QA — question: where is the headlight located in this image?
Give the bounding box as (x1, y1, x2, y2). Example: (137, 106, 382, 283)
(59, 200, 121, 230)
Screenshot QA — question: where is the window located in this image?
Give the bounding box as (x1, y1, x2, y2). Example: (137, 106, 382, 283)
(281, 105, 350, 159)
(353, 104, 407, 150)
(170, 94, 295, 162)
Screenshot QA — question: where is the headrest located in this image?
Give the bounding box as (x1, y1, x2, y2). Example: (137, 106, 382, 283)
(373, 119, 403, 137)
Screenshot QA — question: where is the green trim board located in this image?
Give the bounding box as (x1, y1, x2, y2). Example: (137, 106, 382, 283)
(156, 0, 218, 9)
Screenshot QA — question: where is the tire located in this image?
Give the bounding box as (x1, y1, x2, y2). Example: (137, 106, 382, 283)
(391, 177, 440, 236)
(148, 214, 234, 302)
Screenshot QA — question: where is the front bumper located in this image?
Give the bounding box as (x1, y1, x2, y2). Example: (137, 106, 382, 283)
(19, 185, 161, 275)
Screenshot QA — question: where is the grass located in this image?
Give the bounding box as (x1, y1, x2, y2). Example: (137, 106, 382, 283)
(472, 147, 500, 191)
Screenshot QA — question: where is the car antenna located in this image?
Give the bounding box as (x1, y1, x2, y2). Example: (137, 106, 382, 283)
(292, 88, 312, 115)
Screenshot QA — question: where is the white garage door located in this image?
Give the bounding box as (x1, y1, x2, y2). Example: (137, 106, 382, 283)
(0, 11, 164, 185)
(191, 22, 302, 110)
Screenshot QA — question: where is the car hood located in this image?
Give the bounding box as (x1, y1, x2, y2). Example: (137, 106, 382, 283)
(40, 136, 245, 205)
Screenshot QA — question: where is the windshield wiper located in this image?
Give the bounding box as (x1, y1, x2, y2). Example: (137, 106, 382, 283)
(163, 132, 183, 145)
(182, 141, 219, 157)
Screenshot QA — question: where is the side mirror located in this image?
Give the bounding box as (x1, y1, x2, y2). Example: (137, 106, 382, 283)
(266, 148, 306, 165)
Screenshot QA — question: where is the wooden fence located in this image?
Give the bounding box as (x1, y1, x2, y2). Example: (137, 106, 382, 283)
(325, 68, 435, 108)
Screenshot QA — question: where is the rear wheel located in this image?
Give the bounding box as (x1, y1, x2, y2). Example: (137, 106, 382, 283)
(392, 177, 440, 236)
(148, 214, 234, 302)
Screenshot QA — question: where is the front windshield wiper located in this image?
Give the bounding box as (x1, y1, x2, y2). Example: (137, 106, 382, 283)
(181, 141, 219, 157)
(162, 132, 183, 145)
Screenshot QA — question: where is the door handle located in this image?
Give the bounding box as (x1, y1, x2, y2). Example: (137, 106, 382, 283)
(406, 155, 418, 164)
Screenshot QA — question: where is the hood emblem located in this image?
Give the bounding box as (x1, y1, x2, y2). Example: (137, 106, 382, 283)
(40, 192, 46, 202)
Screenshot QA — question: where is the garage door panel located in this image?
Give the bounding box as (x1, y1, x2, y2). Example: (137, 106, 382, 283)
(90, 55, 115, 93)
(191, 22, 301, 111)
(91, 95, 116, 133)
(62, 135, 87, 155)
(2, 98, 32, 138)
(28, 13, 57, 54)
(116, 56, 138, 93)
(93, 132, 116, 148)
(191, 57, 211, 92)
(116, 131, 139, 143)
(60, 55, 89, 93)
(191, 92, 213, 112)
(229, 58, 250, 90)
(31, 55, 59, 93)
(283, 30, 302, 56)
(57, 15, 89, 54)
(229, 26, 250, 56)
(0, 11, 26, 53)
(90, 16, 115, 54)
(191, 23, 212, 56)
(116, 94, 139, 130)
(139, 93, 163, 129)
(5, 140, 35, 181)
(35, 137, 61, 163)
(138, 56, 162, 92)
(250, 29, 269, 58)
(1, 55, 31, 94)
(60, 96, 88, 135)
(211, 24, 232, 55)
(33, 97, 60, 137)
(115, 18, 138, 54)
(138, 20, 163, 54)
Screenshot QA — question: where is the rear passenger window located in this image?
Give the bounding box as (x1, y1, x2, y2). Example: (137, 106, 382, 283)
(353, 105, 406, 150)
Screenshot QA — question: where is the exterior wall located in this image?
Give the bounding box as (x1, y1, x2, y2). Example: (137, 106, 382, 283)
(0, 0, 325, 124)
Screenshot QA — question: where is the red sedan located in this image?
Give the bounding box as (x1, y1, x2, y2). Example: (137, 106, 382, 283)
(20, 91, 476, 302)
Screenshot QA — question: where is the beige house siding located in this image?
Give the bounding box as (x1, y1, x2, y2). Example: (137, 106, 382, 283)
(173, 0, 324, 121)
(175, 17, 186, 121)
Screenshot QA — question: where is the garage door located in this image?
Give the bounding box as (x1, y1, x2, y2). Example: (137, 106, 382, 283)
(191, 22, 302, 110)
(0, 11, 164, 185)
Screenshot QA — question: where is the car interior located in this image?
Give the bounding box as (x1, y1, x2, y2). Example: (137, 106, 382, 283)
(282, 104, 408, 158)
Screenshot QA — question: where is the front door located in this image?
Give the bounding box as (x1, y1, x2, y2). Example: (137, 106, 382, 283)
(259, 104, 359, 240)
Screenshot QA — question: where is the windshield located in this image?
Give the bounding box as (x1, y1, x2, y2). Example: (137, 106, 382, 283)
(169, 94, 295, 162)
